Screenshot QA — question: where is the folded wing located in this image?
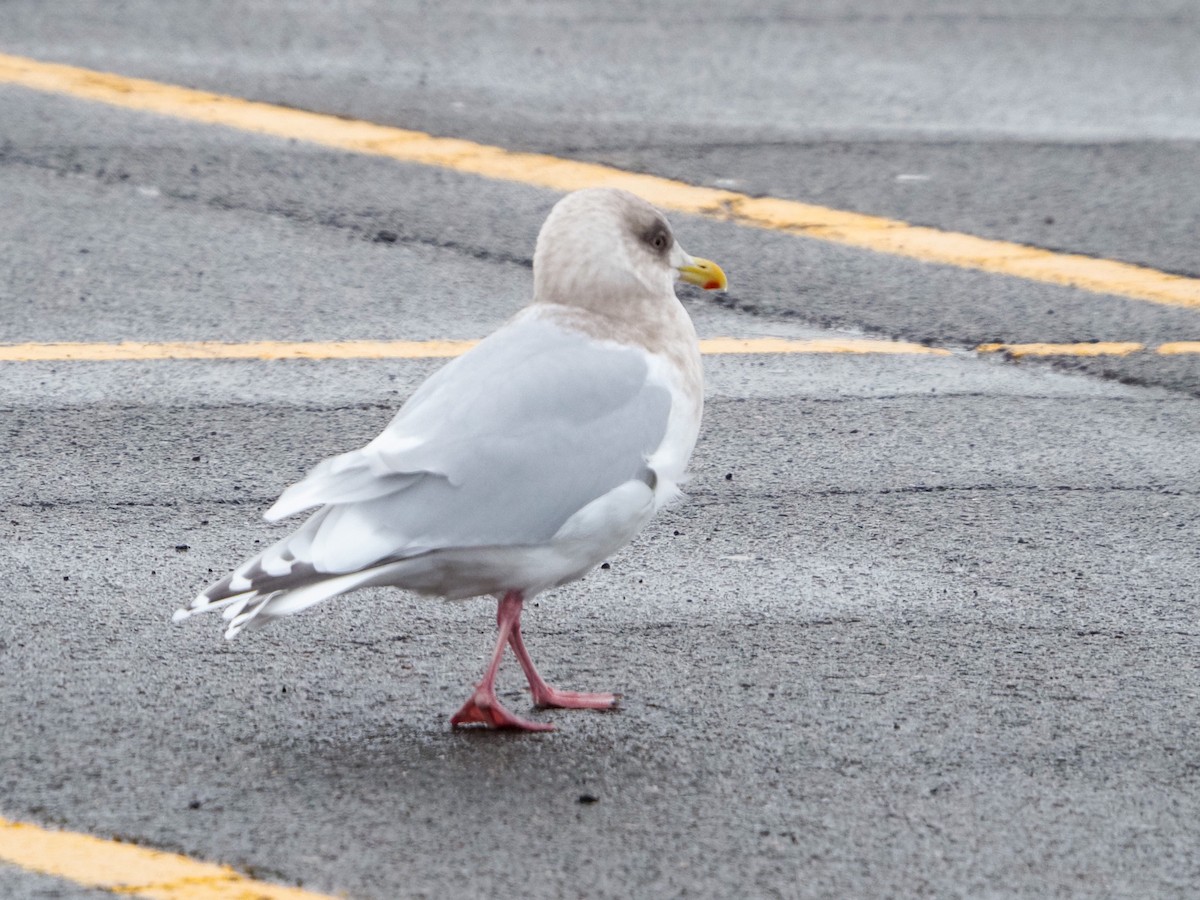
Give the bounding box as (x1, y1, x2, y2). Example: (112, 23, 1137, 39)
(186, 315, 674, 627)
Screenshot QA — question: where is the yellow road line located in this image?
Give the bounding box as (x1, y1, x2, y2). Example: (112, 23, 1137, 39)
(2, 52, 1199, 311)
(0, 338, 1195, 362)
(1157, 341, 1200, 355)
(0, 337, 948, 361)
(975, 341, 1146, 358)
(0, 816, 334, 900)
(0, 339, 480, 361)
(700, 337, 950, 355)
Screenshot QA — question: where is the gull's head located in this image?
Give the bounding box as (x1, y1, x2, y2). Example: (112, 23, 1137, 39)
(532, 188, 727, 311)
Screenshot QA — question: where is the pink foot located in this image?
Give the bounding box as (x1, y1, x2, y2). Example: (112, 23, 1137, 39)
(531, 685, 622, 710)
(450, 689, 555, 732)
(506, 611, 622, 711)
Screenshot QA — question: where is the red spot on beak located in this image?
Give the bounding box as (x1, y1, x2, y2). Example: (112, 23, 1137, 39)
(703, 280, 721, 290)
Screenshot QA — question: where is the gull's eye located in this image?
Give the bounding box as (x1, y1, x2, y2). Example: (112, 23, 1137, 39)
(644, 224, 671, 254)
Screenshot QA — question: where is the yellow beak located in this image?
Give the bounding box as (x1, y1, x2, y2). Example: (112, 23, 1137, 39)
(677, 256, 728, 292)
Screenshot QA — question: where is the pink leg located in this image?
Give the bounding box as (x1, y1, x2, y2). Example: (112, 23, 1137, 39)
(507, 608, 621, 711)
(450, 591, 553, 731)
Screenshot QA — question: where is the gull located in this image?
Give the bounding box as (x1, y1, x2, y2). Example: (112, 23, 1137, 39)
(174, 188, 727, 731)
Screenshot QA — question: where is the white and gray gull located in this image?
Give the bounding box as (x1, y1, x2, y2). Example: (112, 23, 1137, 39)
(174, 187, 728, 731)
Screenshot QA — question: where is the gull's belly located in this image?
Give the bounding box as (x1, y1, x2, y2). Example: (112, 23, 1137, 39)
(372, 479, 657, 601)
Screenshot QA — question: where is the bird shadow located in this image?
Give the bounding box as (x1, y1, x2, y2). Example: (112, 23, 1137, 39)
(253, 703, 625, 796)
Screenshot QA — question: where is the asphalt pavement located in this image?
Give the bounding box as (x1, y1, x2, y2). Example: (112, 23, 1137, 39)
(2, 3, 1199, 898)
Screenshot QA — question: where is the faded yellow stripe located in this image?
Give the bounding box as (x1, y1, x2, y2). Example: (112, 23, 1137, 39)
(700, 337, 950, 355)
(976, 341, 1145, 358)
(1, 53, 1199, 310)
(2, 339, 1197, 362)
(0, 339, 479, 361)
(0, 816, 333, 899)
(1156, 341, 1200, 355)
(0, 337, 949, 361)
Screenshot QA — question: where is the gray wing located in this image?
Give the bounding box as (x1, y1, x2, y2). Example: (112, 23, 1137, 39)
(264, 315, 671, 574)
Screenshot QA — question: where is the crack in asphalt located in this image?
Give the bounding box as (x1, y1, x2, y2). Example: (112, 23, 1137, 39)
(9, 482, 1198, 512)
(571, 137, 1200, 154)
(8, 393, 1187, 417)
(0, 145, 534, 271)
(689, 483, 1200, 502)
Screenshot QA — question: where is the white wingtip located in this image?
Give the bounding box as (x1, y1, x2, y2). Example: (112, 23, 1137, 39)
(264, 482, 316, 522)
(224, 598, 268, 639)
(172, 592, 257, 627)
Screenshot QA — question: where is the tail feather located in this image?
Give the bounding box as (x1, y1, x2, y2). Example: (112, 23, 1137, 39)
(173, 502, 419, 639)
(188, 508, 331, 604)
(176, 564, 399, 640)
(174, 506, 337, 637)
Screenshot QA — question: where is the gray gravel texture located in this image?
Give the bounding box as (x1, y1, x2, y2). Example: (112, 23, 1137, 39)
(2, 2, 1200, 898)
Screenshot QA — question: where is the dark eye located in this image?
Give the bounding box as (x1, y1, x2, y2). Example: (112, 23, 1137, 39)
(645, 225, 670, 253)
